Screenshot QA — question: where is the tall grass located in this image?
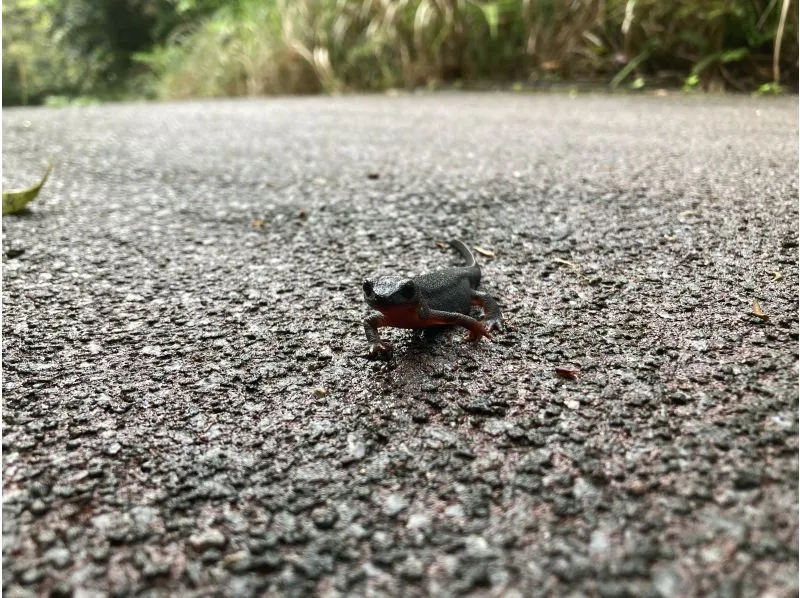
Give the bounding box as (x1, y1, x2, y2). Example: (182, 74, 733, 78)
(85, 0, 800, 98)
(135, 2, 319, 98)
(141, 0, 797, 98)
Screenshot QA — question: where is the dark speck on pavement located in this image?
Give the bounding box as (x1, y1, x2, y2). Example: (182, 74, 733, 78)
(3, 94, 798, 596)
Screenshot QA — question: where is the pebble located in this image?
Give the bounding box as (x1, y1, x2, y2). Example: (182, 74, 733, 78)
(29, 500, 47, 516)
(45, 547, 72, 569)
(398, 556, 424, 580)
(189, 528, 227, 551)
(384, 493, 408, 517)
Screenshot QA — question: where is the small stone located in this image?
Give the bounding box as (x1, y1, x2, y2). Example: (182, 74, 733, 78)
(464, 536, 495, 560)
(668, 391, 691, 405)
(19, 568, 45, 585)
(483, 420, 508, 435)
(598, 581, 633, 598)
(201, 549, 223, 564)
(398, 556, 424, 580)
(90, 546, 110, 562)
(61, 504, 80, 519)
(590, 528, 611, 556)
(406, 513, 431, 531)
(628, 480, 648, 495)
(517, 450, 552, 473)
(455, 561, 491, 590)
(410, 409, 429, 423)
(106, 527, 128, 545)
(250, 553, 283, 573)
(343, 434, 366, 462)
(733, 469, 761, 490)
(347, 524, 367, 539)
(29, 499, 48, 516)
(371, 531, 394, 550)
(143, 561, 170, 580)
(129, 506, 157, 533)
(45, 547, 72, 569)
(384, 493, 408, 517)
(223, 550, 252, 574)
(445, 504, 464, 518)
(189, 528, 227, 552)
(29, 481, 51, 498)
(91, 513, 115, 531)
(247, 534, 278, 555)
(458, 397, 505, 416)
(8, 585, 37, 598)
(573, 477, 599, 500)
(653, 565, 687, 598)
(132, 549, 150, 570)
(49, 581, 73, 598)
(311, 507, 338, 530)
(37, 529, 57, 547)
(64, 525, 83, 545)
(700, 545, 723, 564)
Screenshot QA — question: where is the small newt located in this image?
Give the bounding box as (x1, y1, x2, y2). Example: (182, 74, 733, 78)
(362, 240, 503, 359)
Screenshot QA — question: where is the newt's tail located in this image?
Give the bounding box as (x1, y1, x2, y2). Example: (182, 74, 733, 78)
(449, 240, 477, 267)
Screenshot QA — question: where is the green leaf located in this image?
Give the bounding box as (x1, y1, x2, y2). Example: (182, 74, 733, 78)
(3, 161, 53, 215)
(480, 3, 500, 39)
(720, 48, 749, 63)
(754, 82, 785, 95)
(688, 47, 748, 80)
(610, 51, 650, 89)
(683, 74, 700, 91)
(691, 51, 722, 76)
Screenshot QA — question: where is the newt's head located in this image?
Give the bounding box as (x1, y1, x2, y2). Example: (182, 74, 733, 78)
(363, 276, 420, 310)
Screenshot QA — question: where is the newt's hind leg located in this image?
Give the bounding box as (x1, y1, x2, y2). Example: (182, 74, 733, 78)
(425, 309, 492, 342)
(471, 291, 503, 333)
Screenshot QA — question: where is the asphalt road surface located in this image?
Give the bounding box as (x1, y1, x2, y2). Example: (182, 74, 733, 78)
(3, 94, 798, 598)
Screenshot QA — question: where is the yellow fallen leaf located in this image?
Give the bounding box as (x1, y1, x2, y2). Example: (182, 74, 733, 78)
(3, 160, 53, 215)
(553, 258, 581, 270)
(473, 246, 495, 258)
(752, 301, 770, 321)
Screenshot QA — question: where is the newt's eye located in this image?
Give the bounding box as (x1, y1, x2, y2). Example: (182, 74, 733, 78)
(362, 280, 373, 296)
(399, 281, 415, 299)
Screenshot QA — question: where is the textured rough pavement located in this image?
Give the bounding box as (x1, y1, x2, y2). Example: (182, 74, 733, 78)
(2, 94, 798, 597)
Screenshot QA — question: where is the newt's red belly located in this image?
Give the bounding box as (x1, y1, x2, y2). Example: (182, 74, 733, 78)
(378, 305, 446, 329)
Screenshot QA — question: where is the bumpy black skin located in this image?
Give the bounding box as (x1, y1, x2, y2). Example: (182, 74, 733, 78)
(362, 240, 503, 359)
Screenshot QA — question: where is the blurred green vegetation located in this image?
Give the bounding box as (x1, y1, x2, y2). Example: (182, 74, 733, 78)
(3, 0, 797, 105)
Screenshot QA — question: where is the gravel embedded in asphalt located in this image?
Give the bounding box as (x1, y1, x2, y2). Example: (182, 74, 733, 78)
(2, 93, 798, 597)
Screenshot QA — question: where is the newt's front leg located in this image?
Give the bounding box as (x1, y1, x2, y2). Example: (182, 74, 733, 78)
(364, 314, 393, 359)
